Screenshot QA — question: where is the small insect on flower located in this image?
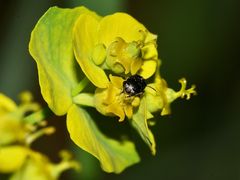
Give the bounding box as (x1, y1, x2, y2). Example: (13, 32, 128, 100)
(123, 75, 147, 97)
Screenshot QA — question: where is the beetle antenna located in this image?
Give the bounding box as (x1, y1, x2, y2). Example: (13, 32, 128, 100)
(146, 85, 156, 92)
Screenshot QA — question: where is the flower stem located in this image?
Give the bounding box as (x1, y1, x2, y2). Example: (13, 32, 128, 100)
(72, 77, 90, 97)
(23, 107, 53, 124)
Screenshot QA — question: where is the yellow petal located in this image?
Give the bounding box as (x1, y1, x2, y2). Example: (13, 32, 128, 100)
(0, 146, 29, 173)
(105, 85, 116, 103)
(141, 43, 158, 60)
(11, 150, 79, 180)
(92, 44, 106, 65)
(99, 13, 146, 46)
(0, 117, 27, 145)
(105, 38, 126, 74)
(144, 32, 158, 43)
(0, 93, 17, 115)
(130, 58, 143, 75)
(124, 105, 133, 119)
(94, 86, 123, 119)
(94, 75, 126, 120)
(139, 60, 157, 79)
(106, 102, 125, 122)
(109, 75, 124, 89)
(94, 88, 109, 116)
(131, 97, 141, 107)
(73, 14, 98, 56)
(73, 14, 109, 88)
(10, 151, 52, 180)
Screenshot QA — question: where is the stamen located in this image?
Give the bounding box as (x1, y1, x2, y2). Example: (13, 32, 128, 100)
(53, 150, 81, 175)
(25, 126, 55, 145)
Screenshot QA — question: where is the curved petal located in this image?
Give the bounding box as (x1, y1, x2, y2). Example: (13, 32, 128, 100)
(11, 150, 79, 180)
(94, 88, 109, 116)
(98, 13, 146, 46)
(109, 75, 124, 89)
(141, 43, 158, 60)
(10, 151, 52, 180)
(130, 59, 143, 75)
(106, 102, 125, 122)
(73, 14, 109, 88)
(139, 60, 157, 79)
(29, 6, 93, 115)
(124, 105, 133, 119)
(67, 105, 140, 173)
(73, 14, 99, 57)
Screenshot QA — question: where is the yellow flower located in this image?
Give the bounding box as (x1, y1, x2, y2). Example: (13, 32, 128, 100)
(94, 75, 141, 122)
(73, 12, 158, 88)
(0, 92, 79, 178)
(0, 146, 79, 179)
(0, 146, 30, 173)
(10, 150, 79, 180)
(0, 93, 17, 115)
(0, 92, 40, 145)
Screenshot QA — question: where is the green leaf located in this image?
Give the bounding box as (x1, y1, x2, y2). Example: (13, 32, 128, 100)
(67, 105, 140, 173)
(29, 6, 93, 115)
(132, 96, 156, 155)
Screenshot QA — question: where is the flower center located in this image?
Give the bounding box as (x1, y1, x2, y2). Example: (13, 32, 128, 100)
(106, 37, 142, 74)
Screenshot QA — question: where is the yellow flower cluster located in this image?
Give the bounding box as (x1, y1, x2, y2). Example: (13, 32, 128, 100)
(0, 92, 79, 179)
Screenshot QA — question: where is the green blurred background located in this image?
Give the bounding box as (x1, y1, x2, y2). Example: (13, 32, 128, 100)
(0, 0, 240, 179)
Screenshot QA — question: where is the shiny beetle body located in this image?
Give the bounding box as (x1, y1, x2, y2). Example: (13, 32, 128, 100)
(123, 75, 147, 96)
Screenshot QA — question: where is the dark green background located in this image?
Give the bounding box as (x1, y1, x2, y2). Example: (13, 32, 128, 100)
(0, 0, 239, 179)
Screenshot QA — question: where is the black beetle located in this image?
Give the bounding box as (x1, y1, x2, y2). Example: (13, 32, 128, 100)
(123, 75, 147, 96)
